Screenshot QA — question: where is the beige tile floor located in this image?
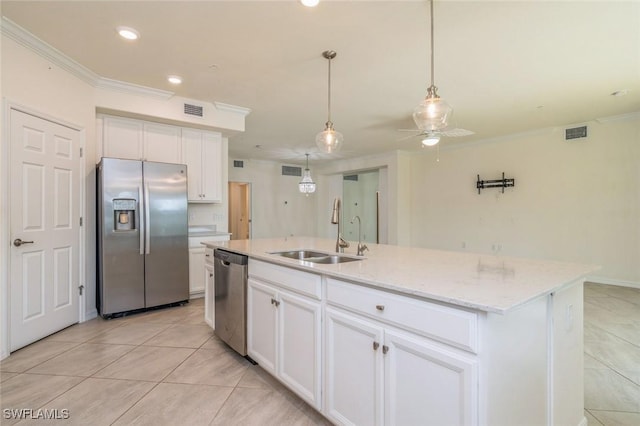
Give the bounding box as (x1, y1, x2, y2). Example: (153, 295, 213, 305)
(1, 283, 638, 425)
(583, 283, 640, 426)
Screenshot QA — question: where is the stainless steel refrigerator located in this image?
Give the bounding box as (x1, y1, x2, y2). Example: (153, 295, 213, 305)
(97, 157, 189, 318)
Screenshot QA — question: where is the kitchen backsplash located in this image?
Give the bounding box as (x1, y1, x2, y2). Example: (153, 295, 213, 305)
(188, 203, 227, 231)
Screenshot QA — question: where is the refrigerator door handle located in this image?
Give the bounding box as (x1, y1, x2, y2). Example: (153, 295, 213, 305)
(144, 183, 151, 255)
(138, 185, 144, 255)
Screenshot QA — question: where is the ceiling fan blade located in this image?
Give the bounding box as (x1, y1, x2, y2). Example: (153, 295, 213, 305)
(396, 133, 421, 142)
(397, 129, 421, 132)
(441, 128, 475, 137)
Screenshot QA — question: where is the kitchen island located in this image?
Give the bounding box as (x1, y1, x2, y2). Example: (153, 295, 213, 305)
(204, 237, 597, 426)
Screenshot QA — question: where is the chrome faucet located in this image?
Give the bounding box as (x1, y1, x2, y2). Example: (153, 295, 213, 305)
(350, 215, 369, 256)
(331, 198, 350, 253)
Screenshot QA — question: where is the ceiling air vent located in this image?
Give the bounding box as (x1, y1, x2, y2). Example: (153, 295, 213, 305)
(565, 125, 587, 140)
(233, 160, 244, 168)
(184, 103, 204, 118)
(282, 165, 302, 177)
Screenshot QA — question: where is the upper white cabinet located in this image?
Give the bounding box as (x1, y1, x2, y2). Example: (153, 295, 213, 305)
(182, 128, 222, 203)
(101, 116, 181, 163)
(143, 122, 182, 163)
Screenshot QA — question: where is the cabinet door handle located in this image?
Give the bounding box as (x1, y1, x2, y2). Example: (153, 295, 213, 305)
(375, 305, 385, 311)
(373, 341, 380, 351)
(382, 345, 389, 354)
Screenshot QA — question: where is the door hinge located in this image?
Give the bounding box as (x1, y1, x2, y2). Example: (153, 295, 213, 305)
(80, 147, 83, 158)
(79, 285, 84, 295)
(79, 217, 83, 226)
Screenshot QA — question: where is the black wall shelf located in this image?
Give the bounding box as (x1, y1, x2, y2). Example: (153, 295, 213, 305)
(476, 172, 515, 194)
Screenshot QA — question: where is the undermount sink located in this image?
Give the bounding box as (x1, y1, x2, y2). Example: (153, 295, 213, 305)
(269, 250, 363, 264)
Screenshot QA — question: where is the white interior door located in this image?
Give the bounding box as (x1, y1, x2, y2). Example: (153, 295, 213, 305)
(10, 109, 80, 352)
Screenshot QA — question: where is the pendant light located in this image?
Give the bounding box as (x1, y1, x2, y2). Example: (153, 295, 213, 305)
(413, 0, 453, 133)
(316, 50, 343, 154)
(299, 154, 316, 196)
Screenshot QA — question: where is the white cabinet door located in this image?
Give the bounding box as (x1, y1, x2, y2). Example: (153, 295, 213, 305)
(384, 329, 478, 426)
(325, 308, 384, 426)
(102, 116, 143, 160)
(188, 247, 205, 296)
(182, 128, 222, 203)
(201, 132, 222, 202)
(278, 290, 322, 410)
(143, 122, 182, 163)
(247, 278, 278, 375)
(204, 263, 214, 328)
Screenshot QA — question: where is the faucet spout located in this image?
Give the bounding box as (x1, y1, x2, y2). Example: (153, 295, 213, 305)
(331, 198, 349, 253)
(350, 215, 369, 256)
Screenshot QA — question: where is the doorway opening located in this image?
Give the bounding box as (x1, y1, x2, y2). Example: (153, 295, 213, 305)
(228, 182, 251, 240)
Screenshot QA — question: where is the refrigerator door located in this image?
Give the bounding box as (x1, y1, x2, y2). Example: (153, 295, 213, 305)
(98, 158, 145, 315)
(143, 161, 189, 307)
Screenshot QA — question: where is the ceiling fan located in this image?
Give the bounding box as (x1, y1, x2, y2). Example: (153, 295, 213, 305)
(400, 0, 474, 147)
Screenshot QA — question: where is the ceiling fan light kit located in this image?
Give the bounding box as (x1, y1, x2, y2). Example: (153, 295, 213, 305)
(316, 50, 343, 154)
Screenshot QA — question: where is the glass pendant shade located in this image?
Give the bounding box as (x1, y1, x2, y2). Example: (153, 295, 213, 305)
(316, 50, 343, 154)
(299, 154, 316, 196)
(315, 122, 343, 154)
(413, 86, 453, 132)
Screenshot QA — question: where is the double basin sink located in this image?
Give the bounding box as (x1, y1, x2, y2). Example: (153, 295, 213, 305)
(270, 249, 363, 264)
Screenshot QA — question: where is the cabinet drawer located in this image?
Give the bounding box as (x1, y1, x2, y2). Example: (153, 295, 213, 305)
(326, 278, 478, 353)
(249, 259, 321, 300)
(204, 247, 214, 265)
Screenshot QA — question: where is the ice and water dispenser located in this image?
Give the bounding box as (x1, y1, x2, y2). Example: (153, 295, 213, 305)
(113, 199, 136, 231)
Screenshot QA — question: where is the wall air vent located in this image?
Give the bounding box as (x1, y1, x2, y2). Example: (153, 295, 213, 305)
(344, 174, 359, 181)
(233, 160, 244, 168)
(565, 125, 588, 140)
(184, 103, 204, 118)
(282, 165, 302, 177)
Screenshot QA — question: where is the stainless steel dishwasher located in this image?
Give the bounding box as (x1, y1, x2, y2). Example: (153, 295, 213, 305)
(214, 248, 249, 356)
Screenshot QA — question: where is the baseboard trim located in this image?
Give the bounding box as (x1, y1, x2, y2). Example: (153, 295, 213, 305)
(587, 275, 640, 290)
(577, 415, 588, 426)
(84, 309, 98, 322)
(190, 291, 204, 299)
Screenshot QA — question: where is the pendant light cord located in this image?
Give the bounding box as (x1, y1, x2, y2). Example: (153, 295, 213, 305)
(327, 55, 332, 124)
(430, 0, 435, 88)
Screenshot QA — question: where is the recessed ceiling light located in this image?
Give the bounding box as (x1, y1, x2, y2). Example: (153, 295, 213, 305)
(300, 0, 320, 7)
(610, 89, 629, 97)
(116, 26, 139, 40)
(167, 75, 182, 85)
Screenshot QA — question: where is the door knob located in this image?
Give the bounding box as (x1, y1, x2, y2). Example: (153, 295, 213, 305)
(13, 238, 34, 247)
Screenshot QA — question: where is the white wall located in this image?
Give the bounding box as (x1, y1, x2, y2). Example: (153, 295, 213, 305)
(228, 159, 317, 239)
(1, 35, 97, 356)
(410, 116, 640, 285)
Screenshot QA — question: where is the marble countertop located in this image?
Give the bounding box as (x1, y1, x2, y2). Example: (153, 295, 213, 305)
(203, 237, 598, 314)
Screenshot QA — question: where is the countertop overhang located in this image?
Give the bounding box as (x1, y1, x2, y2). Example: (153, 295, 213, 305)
(202, 237, 599, 314)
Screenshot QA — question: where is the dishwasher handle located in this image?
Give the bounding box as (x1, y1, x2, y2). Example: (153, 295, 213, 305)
(214, 248, 248, 266)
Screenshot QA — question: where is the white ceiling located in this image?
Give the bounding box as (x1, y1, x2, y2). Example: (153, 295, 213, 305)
(2, 1, 639, 165)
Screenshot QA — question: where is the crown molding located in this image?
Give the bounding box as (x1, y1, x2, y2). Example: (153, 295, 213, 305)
(595, 110, 640, 124)
(214, 102, 252, 117)
(1, 17, 173, 100)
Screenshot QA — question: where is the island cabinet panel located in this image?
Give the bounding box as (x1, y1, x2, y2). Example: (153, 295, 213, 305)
(247, 278, 278, 375)
(384, 329, 477, 426)
(247, 271, 322, 410)
(325, 308, 384, 426)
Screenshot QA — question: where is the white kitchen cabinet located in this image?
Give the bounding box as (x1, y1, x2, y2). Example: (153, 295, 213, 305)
(325, 308, 384, 426)
(204, 261, 214, 328)
(188, 247, 206, 297)
(102, 116, 143, 160)
(143, 122, 182, 163)
(324, 277, 478, 426)
(182, 128, 222, 202)
(247, 278, 278, 375)
(247, 271, 322, 411)
(101, 116, 182, 163)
